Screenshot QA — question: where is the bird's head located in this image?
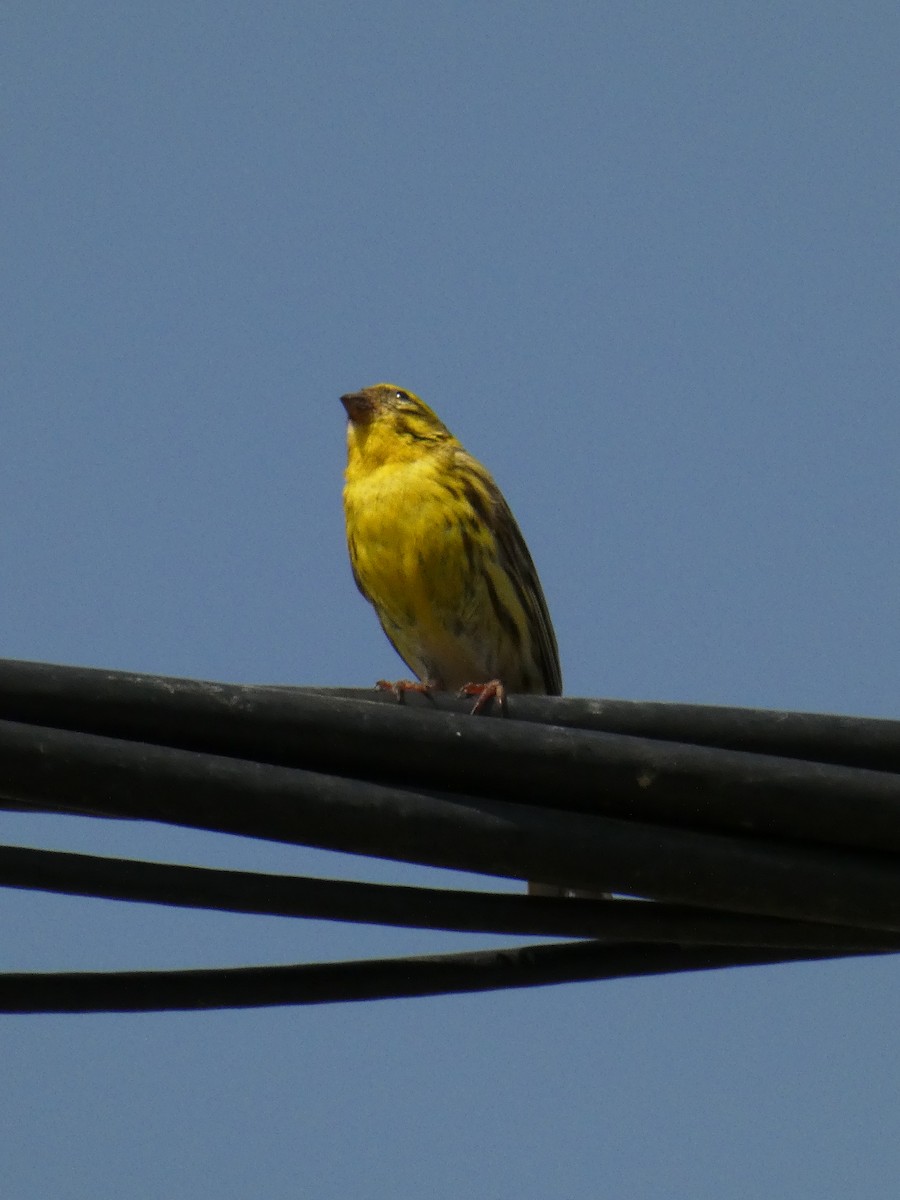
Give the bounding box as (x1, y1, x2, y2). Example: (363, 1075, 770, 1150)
(340, 384, 453, 467)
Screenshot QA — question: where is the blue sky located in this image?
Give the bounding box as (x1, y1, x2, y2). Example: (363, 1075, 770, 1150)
(3, 4, 900, 1196)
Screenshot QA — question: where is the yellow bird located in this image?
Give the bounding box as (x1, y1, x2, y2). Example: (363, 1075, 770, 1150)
(340, 384, 562, 710)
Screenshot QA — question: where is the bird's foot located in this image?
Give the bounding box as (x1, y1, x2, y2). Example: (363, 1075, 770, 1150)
(375, 679, 436, 703)
(458, 679, 506, 715)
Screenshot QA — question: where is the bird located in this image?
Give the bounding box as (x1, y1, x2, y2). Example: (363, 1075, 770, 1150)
(341, 383, 584, 897)
(340, 383, 561, 705)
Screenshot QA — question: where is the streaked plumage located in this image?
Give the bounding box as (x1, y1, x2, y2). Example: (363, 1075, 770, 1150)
(340, 384, 562, 699)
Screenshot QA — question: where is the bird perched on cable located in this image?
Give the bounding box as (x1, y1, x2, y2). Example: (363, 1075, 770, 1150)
(340, 383, 561, 712)
(341, 383, 582, 897)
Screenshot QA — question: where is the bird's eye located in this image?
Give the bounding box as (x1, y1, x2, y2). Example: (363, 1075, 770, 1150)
(395, 391, 408, 401)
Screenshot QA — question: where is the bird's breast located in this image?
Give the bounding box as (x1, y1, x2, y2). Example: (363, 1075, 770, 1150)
(344, 460, 476, 622)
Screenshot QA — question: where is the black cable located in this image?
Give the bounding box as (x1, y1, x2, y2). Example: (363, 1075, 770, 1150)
(2, 658, 898, 1010)
(303, 686, 900, 772)
(1, 660, 900, 856)
(3, 842, 898, 950)
(2, 658, 897, 770)
(5, 719, 900, 930)
(0, 940, 879, 1014)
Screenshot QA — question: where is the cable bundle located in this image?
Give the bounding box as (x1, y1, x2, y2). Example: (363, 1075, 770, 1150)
(1, 658, 898, 1011)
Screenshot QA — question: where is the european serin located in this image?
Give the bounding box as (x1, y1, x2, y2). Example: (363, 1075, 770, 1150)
(340, 383, 562, 708)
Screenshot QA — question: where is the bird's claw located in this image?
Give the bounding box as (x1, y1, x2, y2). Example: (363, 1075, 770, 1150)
(458, 679, 506, 715)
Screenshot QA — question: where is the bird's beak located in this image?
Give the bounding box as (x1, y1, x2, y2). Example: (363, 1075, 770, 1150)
(340, 391, 376, 424)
